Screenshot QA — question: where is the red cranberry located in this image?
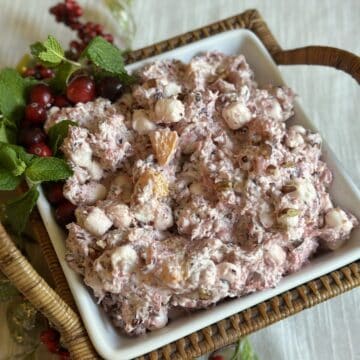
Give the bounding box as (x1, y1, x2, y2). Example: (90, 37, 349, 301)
(210, 356, 225, 360)
(40, 68, 55, 79)
(29, 84, 54, 107)
(70, 40, 82, 51)
(58, 349, 70, 359)
(54, 95, 71, 108)
(40, 328, 59, 345)
(19, 127, 46, 147)
(103, 34, 114, 43)
(28, 142, 52, 157)
(55, 200, 76, 226)
(66, 75, 96, 104)
(23, 68, 36, 77)
(97, 76, 123, 102)
(45, 182, 65, 205)
(25, 103, 47, 123)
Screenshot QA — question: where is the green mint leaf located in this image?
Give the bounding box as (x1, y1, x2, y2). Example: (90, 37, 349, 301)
(230, 338, 257, 360)
(30, 42, 46, 58)
(48, 120, 77, 154)
(0, 143, 34, 165)
(5, 186, 39, 233)
(82, 37, 134, 83)
(25, 157, 72, 183)
(0, 69, 29, 124)
(31, 36, 65, 68)
(38, 35, 65, 66)
(0, 144, 26, 176)
(50, 62, 78, 92)
(0, 169, 22, 190)
(0, 117, 17, 143)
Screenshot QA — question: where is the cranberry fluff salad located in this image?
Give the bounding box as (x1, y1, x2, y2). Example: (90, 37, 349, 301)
(44, 52, 357, 335)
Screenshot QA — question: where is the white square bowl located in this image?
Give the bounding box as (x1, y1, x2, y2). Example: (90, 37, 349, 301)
(35, 29, 360, 360)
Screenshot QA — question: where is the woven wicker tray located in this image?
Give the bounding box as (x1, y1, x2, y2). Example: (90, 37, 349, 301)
(0, 9, 359, 360)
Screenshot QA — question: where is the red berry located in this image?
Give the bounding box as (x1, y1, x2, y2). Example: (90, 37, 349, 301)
(210, 355, 225, 360)
(45, 182, 65, 205)
(40, 328, 60, 344)
(70, 40, 82, 51)
(25, 103, 47, 123)
(55, 200, 76, 226)
(54, 95, 71, 108)
(40, 68, 55, 79)
(23, 68, 36, 77)
(46, 340, 60, 354)
(97, 76, 123, 102)
(58, 349, 70, 360)
(94, 24, 103, 34)
(29, 84, 54, 107)
(19, 127, 46, 147)
(66, 75, 96, 104)
(28, 142, 52, 157)
(103, 34, 114, 43)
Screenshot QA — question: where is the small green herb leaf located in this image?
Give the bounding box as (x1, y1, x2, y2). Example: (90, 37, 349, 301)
(83, 36, 124, 73)
(5, 186, 39, 233)
(0, 169, 22, 190)
(0, 142, 34, 166)
(0, 69, 30, 124)
(26, 157, 72, 183)
(0, 145, 26, 176)
(48, 120, 77, 154)
(36, 35, 65, 67)
(82, 36, 133, 83)
(0, 117, 17, 143)
(50, 61, 78, 92)
(30, 42, 45, 58)
(230, 338, 258, 360)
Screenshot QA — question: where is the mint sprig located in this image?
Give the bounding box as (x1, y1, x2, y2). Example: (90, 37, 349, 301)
(6, 186, 39, 234)
(230, 338, 259, 360)
(0, 117, 17, 143)
(26, 157, 72, 183)
(0, 170, 22, 191)
(0, 142, 72, 233)
(38, 35, 66, 65)
(48, 120, 77, 155)
(0, 69, 37, 146)
(50, 62, 78, 92)
(0, 69, 36, 124)
(83, 37, 128, 77)
(31, 35, 80, 68)
(30, 35, 134, 89)
(0, 145, 27, 176)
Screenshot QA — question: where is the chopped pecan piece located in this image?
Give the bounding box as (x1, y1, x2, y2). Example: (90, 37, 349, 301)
(149, 129, 179, 166)
(134, 169, 169, 198)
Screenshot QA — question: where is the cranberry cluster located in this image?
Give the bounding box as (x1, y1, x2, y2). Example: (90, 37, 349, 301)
(50, 0, 114, 59)
(20, 81, 76, 225)
(20, 74, 124, 226)
(40, 328, 70, 360)
(23, 64, 55, 80)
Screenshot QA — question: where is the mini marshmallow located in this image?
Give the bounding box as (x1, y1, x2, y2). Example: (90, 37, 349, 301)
(84, 207, 113, 236)
(222, 102, 251, 130)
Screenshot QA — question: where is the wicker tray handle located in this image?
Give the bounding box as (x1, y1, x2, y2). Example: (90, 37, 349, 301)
(239, 9, 360, 83)
(0, 222, 98, 360)
(0, 9, 359, 360)
(274, 46, 360, 83)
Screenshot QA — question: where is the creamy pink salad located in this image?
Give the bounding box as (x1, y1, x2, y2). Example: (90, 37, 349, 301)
(45, 52, 357, 336)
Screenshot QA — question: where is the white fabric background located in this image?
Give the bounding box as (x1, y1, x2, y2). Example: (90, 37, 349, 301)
(0, 1, 359, 359)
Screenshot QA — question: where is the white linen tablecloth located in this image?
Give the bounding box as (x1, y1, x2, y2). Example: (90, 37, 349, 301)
(0, 1, 359, 359)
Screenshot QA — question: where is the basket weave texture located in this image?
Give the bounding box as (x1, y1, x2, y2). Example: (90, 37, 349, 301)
(0, 9, 359, 360)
